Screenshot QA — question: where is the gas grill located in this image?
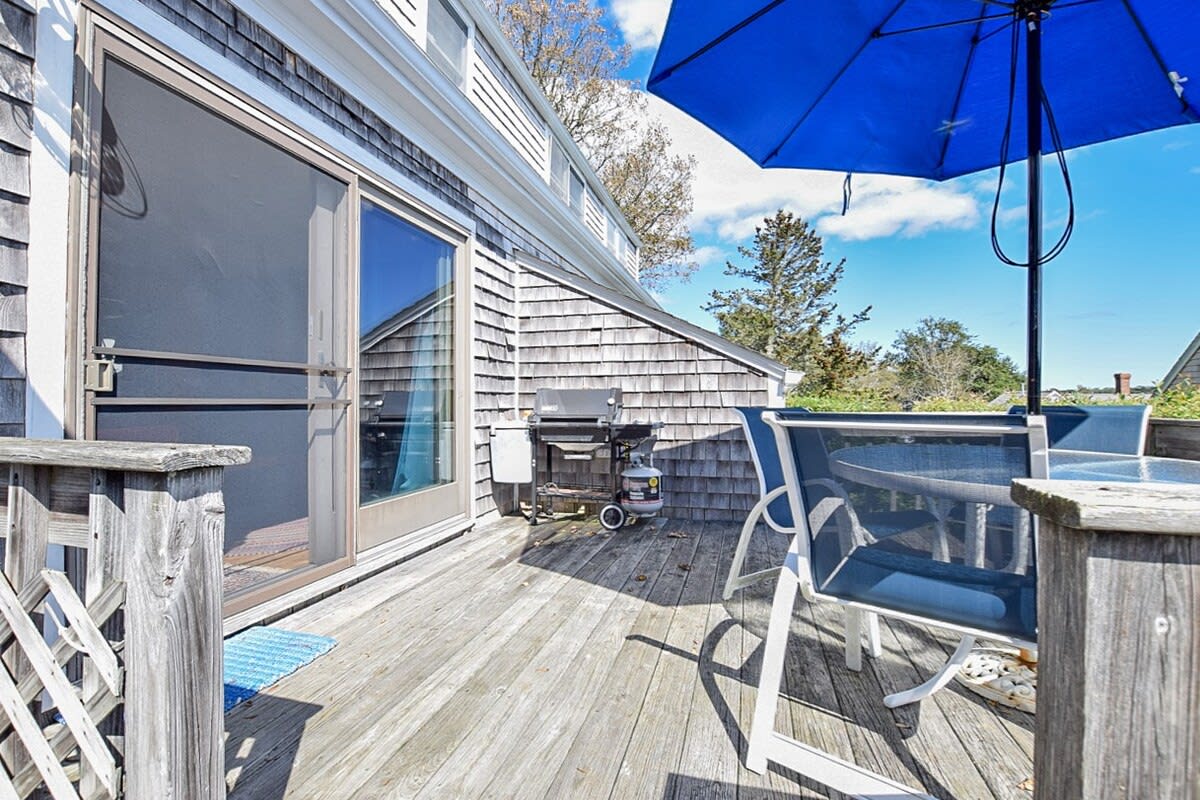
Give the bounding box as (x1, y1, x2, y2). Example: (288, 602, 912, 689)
(527, 388, 661, 528)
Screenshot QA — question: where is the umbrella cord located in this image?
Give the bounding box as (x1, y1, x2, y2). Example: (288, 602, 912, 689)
(990, 17, 1075, 268)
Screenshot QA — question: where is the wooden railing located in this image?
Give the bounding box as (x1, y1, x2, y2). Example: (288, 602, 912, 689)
(1147, 417, 1200, 461)
(0, 439, 250, 799)
(1014, 478, 1200, 800)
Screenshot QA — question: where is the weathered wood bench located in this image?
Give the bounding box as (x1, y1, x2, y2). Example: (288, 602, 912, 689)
(0, 439, 250, 799)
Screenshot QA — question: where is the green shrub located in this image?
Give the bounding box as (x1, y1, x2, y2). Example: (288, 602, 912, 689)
(787, 382, 1200, 420)
(787, 391, 899, 412)
(911, 397, 994, 412)
(1151, 381, 1200, 419)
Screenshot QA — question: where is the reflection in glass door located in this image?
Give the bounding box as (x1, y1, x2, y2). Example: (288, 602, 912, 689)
(357, 199, 460, 550)
(87, 52, 350, 607)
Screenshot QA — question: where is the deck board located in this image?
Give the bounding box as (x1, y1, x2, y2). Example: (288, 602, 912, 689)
(225, 515, 1035, 800)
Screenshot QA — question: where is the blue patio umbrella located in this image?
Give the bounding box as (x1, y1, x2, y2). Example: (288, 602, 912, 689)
(648, 0, 1200, 412)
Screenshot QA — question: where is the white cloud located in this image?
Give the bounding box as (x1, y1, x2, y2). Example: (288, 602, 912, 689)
(816, 186, 979, 241)
(611, 0, 671, 51)
(691, 244, 725, 266)
(1191, 166, 1200, 174)
(995, 205, 1026, 226)
(644, 93, 982, 247)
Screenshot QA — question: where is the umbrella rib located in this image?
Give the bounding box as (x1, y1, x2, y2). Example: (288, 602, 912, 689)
(1119, 0, 1198, 117)
(875, 10, 1012, 38)
(762, 0, 911, 165)
(935, 9, 1002, 175)
(645, 0, 789, 85)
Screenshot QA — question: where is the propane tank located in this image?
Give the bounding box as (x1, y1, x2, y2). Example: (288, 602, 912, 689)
(620, 452, 664, 517)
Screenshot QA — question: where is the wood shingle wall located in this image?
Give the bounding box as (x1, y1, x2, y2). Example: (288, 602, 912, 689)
(511, 269, 772, 522)
(472, 251, 518, 516)
(1174, 349, 1200, 388)
(0, 0, 31, 436)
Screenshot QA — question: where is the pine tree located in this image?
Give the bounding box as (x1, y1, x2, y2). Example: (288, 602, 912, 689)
(706, 210, 873, 391)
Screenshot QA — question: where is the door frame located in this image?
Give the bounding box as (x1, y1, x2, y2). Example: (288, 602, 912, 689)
(75, 19, 360, 616)
(353, 187, 473, 552)
(69, 8, 478, 614)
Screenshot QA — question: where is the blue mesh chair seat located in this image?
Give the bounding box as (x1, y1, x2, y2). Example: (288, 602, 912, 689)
(727, 408, 948, 677)
(816, 534, 1038, 640)
(746, 407, 1049, 769)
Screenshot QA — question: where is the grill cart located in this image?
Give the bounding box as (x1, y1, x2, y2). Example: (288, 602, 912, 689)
(526, 388, 662, 530)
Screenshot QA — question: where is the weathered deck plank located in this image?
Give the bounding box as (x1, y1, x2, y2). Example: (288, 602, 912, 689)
(227, 518, 623, 795)
(541, 521, 705, 798)
(905, 622, 1036, 800)
(356, 521, 667, 798)
(224, 517, 1033, 800)
(609, 522, 724, 800)
(414, 521, 677, 799)
(673, 522, 742, 800)
(300, 524, 638, 798)
(868, 619, 997, 800)
(472, 522, 686, 799)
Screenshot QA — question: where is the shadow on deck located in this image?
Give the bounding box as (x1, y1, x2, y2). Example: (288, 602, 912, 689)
(224, 515, 1034, 800)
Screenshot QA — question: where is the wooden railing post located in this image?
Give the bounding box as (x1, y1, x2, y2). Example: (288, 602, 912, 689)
(0, 439, 249, 800)
(1012, 479, 1200, 800)
(121, 466, 227, 800)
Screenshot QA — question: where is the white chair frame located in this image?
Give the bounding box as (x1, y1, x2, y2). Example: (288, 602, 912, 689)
(725, 410, 883, 671)
(746, 412, 1048, 799)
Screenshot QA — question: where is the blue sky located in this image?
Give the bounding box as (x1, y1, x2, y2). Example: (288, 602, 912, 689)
(602, 1, 1199, 390)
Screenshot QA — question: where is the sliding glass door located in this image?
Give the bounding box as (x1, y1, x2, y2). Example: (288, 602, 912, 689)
(82, 30, 474, 610)
(85, 44, 351, 609)
(356, 198, 466, 550)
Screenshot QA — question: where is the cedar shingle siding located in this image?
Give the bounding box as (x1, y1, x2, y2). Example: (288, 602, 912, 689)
(0, 0, 30, 436)
(470, 267, 773, 524)
(1176, 351, 1200, 387)
(472, 251, 519, 516)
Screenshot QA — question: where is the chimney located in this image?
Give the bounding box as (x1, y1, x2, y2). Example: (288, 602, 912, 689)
(1114, 372, 1131, 397)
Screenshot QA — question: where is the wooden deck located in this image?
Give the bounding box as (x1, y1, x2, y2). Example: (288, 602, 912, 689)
(224, 515, 1035, 800)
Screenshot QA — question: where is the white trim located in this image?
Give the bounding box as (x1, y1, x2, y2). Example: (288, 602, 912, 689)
(24, 0, 81, 438)
(451, 0, 638, 247)
(456, 0, 639, 248)
(235, 0, 653, 305)
(768, 370, 802, 408)
(517, 252, 788, 381)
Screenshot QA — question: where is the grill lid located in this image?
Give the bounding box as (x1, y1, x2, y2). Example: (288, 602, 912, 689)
(530, 388, 623, 425)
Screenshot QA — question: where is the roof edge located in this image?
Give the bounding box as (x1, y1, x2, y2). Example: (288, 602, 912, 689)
(517, 251, 789, 381)
(1164, 331, 1200, 387)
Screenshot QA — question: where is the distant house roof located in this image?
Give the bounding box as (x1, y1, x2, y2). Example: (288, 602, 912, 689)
(518, 252, 798, 385)
(1164, 331, 1200, 388)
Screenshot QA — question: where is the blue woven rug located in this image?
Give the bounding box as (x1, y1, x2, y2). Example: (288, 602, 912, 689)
(224, 626, 337, 712)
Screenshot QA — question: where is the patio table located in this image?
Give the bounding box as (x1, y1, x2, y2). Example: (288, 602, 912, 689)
(829, 444, 1200, 568)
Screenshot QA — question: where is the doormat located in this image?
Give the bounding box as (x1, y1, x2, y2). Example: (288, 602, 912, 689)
(224, 626, 337, 712)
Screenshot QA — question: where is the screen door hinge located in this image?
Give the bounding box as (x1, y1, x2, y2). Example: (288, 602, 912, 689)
(83, 357, 116, 393)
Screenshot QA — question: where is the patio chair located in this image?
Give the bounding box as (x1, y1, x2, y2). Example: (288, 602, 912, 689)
(746, 411, 1048, 797)
(1009, 403, 1150, 454)
(726, 407, 942, 671)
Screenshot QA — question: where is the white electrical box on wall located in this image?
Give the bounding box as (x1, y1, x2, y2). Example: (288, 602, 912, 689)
(489, 421, 533, 483)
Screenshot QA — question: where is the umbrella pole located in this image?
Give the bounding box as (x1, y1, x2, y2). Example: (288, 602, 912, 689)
(1025, 9, 1044, 415)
